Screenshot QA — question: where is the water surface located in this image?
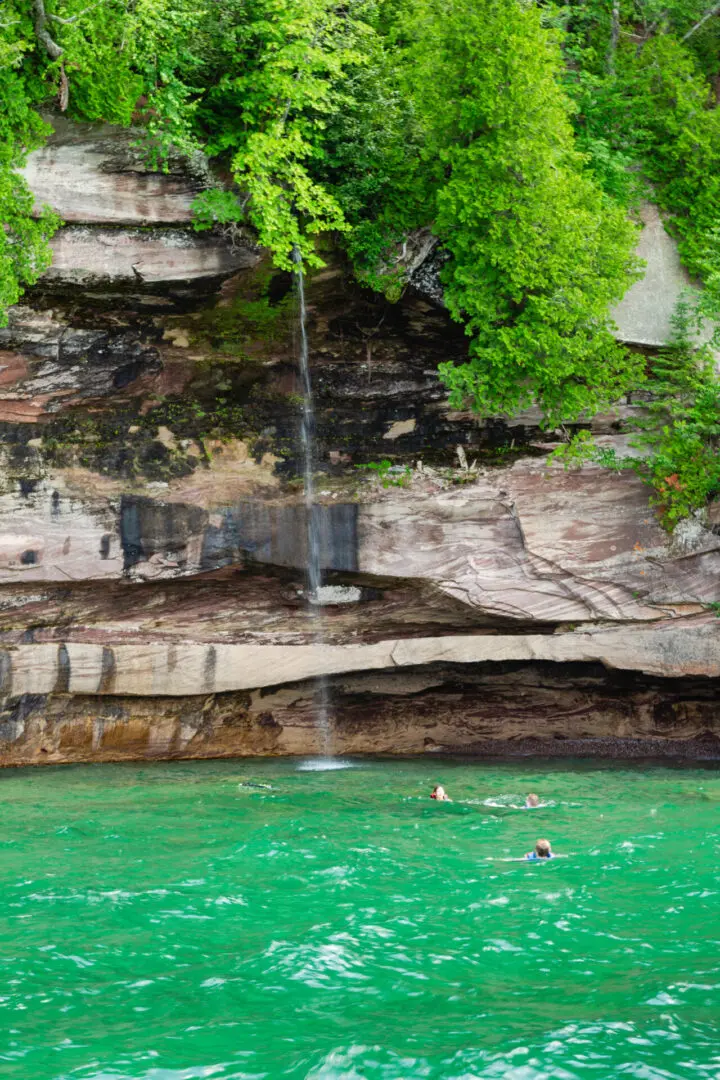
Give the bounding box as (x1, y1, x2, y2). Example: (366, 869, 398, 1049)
(0, 757, 717, 1079)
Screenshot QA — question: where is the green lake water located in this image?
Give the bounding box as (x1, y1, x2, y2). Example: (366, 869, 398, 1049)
(0, 756, 718, 1080)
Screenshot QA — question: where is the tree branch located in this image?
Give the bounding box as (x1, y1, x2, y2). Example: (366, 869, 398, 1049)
(48, 1, 106, 26)
(58, 62, 69, 111)
(682, 1, 720, 40)
(32, 0, 71, 110)
(606, 0, 620, 74)
(32, 0, 64, 59)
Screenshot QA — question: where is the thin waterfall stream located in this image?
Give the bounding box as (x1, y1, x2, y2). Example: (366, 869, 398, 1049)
(293, 248, 332, 755)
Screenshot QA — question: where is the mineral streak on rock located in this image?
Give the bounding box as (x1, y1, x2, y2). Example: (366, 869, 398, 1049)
(0, 660, 718, 765)
(0, 471, 715, 621)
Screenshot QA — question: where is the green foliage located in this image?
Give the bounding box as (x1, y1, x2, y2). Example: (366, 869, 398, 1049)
(316, 51, 430, 288)
(187, 0, 376, 268)
(15, 0, 643, 415)
(619, 36, 720, 278)
(550, 428, 602, 468)
(232, 126, 349, 269)
(0, 161, 59, 324)
(558, 3, 720, 283)
(0, 6, 60, 325)
(355, 459, 411, 487)
(0, 0, 211, 325)
(631, 298, 720, 527)
(191, 189, 245, 231)
(392, 0, 642, 425)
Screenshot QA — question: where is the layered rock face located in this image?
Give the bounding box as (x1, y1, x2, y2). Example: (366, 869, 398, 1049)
(22, 117, 256, 291)
(0, 119, 718, 765)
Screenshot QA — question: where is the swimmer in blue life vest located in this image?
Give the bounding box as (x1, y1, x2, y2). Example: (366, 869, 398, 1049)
(430, 785, 451, 802)
(525, 838, 554, 860)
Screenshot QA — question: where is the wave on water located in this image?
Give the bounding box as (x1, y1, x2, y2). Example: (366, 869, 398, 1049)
(487, 853, 571, 862)
(296, 758, 360, 772)
(482, 795, 555, 809)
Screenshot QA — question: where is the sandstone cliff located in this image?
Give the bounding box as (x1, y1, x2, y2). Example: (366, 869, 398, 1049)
(0, 119, 717, 764)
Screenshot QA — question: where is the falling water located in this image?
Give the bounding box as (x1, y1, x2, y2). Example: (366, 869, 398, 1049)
(293, 247, 332, 755)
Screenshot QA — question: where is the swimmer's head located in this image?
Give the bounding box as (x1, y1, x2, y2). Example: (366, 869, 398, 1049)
(535, 838, 552, 858)
(526, 793, 540, 808)
(431, 785, 446, 800)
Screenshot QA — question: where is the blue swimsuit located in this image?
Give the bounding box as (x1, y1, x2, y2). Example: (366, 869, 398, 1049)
(526, 851, 554, 860)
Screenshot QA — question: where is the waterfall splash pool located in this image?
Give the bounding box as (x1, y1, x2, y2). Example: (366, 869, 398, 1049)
(0, 757, 717, 1079)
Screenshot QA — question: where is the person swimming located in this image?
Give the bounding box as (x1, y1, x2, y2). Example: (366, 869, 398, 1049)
(525, 793, 540, 808)
(525, 838, 554, 860)
(430, 785, 451, 802)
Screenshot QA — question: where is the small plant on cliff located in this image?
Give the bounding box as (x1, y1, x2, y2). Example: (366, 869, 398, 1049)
(355, 460, 411, 488)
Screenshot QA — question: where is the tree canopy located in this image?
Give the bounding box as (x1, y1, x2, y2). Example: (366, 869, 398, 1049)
(0, 0, 719, 426)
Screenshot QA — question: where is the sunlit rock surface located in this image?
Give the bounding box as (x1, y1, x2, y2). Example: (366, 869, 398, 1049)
(0, 117, 717, 764)
(20, 116, 206, 224)
(611, 203, 715, 348)
(21, 117, 259, 300)
(3, 621, 719, 699)
(45, 226, 257, 288)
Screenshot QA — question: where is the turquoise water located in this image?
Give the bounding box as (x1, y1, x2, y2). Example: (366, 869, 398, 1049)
(0, 757, 718, 1080)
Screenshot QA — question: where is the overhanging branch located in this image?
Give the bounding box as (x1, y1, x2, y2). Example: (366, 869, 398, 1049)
(48, 1, 105, 26)
(32, 0, 64, 59)
(682, 1, 720, 40)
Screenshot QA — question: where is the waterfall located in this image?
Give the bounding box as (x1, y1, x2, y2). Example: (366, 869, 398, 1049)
(293, 248, 332, 755)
